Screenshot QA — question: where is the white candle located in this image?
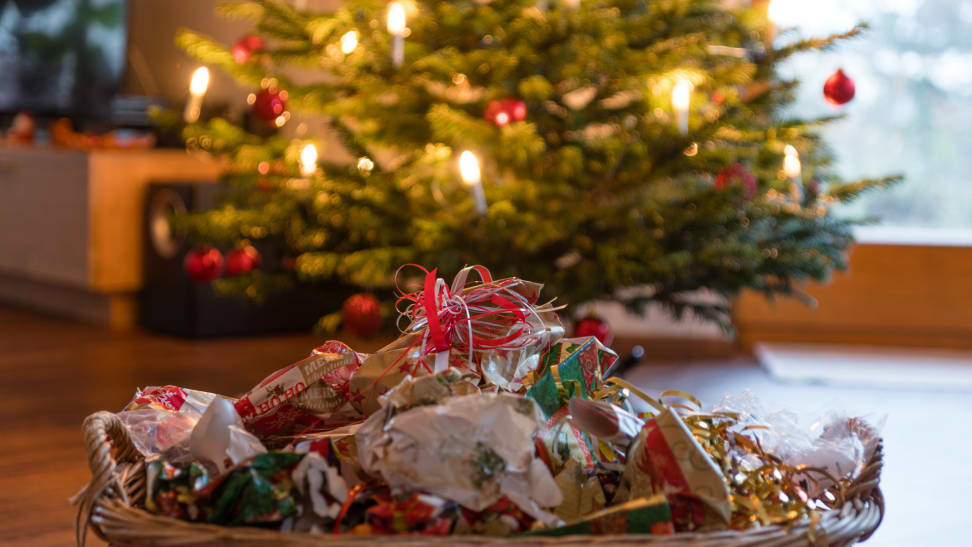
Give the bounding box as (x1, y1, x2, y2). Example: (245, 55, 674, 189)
(183, 67, 210, 123)
(459, 150, 487, 215)
(783, 144, 803, 202)
(299, 143, 318, 177)
(672, 79, 692, 136)
(387, 2, 406, 68)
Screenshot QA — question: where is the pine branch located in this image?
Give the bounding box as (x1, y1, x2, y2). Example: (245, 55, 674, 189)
(773, 24, 868, 61)
(827, 176, 903, 203)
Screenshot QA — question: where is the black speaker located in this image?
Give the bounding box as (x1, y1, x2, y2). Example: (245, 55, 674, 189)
(140, 182, 337, 338)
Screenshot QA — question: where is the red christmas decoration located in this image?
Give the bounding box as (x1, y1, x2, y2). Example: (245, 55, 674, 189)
(252, 88, 288, 126)
(484, 98, 527, 126)
(714, 163, 757, 198)
(574, 315, 613, 346)
(224, 244, 262, 276)
(183, 245, 223, 283)
(7, 112, 35, 143)
(232, 34, 265, 64)
(342, 293, 383, 338)
(823, 69, 855, 106)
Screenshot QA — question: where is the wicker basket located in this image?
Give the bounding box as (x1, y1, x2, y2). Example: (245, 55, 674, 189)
(73, 411, 885, 547)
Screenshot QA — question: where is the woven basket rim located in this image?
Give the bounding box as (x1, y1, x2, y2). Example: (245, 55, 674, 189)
(73, 410, 885, 547)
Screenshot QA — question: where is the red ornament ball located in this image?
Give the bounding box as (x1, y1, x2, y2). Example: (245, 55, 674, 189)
(232, 34, 265, 64)
(342, 293, 382, 338)
(823, 69, 855, 106)
(484, 98, 527, 126)
(252, 88, 288, 126)
(183, 245, 223, 283)
(224, 244, 262, 276)
(715, 163, 757, 198)
(574, 315, 613, 346)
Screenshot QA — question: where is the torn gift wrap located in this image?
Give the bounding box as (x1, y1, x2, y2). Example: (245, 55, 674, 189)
(234, 341, 363, 439)
(190, 397, 266, 475)
(619, 407, 731, 529)
(525, 336, 619, 473)
(526, 495, 675, 536)
(356, 391, 563, 526)
(348, 265, 564, 414)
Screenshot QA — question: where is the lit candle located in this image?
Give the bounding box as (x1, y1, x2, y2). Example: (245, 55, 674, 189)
(783, 144, 803, 202)
(184, 67, 210, 123)
(299, 143, 318, 177)
(387, 2, 406, 69)
(341, 30, 359, 55)
(672, 79, 692, 136)
(459, 150, 487, 215)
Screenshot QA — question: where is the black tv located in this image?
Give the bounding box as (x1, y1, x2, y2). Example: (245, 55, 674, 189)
(0, 0, 127, 118)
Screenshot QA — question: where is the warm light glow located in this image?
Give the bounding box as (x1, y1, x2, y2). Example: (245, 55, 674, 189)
(672, 79, 693, 110)
(341, 30, 359, 54)
(495, 111, 510, 125)
(387, 2, 406, 35)
(299, 143, 318, 176)
(767, 0, 801, 26)
(458, 150, 481, 186)
(357, 156, 375, 172)
(189, 67, 210, 96)
(783, 145, 801, 177)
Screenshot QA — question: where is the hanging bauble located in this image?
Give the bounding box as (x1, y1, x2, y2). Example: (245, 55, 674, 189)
(502, 98, 527, 121)
(342, 293, 383, 338)
(224, 244, 262, 276)
(184, 245, 223, 283)
(232, 34, 265, 64)
(485, 99, 511, 126)
(252, 88, 288, 126)
(7, 112, 35, 143)
(823, 69, 855, 106)
(574, 314, 613, 346)
(714, 163, 757, 198)
(484, 98, 527, 126)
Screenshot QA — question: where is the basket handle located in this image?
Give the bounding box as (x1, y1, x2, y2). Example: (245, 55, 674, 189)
(72, 411, 140, 547)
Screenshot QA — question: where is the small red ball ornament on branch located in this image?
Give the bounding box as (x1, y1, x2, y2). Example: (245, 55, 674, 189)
(342, 293, 383, 338)
(232, 34, 265, 64)
(485, 98, 527, 126)
(184, 245, 223, 283)
(224, 244, 262, 276)
(715, 163, 757, 198)
(823, 69, 855, 106)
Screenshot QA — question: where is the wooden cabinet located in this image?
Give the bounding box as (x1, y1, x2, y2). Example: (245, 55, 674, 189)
(0, 146, 222, 327)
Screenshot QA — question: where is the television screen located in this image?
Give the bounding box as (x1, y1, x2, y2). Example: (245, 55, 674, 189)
(0, 0, 127, 117)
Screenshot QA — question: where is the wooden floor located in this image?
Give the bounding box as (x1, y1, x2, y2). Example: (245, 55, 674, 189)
(0, 306, 969, 546)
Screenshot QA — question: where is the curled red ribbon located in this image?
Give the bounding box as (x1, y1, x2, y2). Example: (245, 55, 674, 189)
(395, 265, 544, 370)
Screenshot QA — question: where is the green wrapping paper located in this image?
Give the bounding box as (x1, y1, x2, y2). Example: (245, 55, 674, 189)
(525, 336, 618, 473)
(525, 496, 675, 536)
(146, 452, 306, 526)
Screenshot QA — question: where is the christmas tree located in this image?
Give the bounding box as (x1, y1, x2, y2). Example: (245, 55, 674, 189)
(172, 0, 896, 331)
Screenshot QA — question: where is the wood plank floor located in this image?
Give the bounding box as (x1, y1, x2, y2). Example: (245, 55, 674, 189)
(1, 306, 968, 546)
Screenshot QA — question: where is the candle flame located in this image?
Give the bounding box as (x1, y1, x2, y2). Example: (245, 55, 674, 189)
(189, 67, 210, 96)
(783, 145, 801, 177)
(672, 79, 692, 110)
(458, 150, 481, 185)
(387, 2, 406, 35)
(341, 30, 359, 54)
(300, 143, 318, 176)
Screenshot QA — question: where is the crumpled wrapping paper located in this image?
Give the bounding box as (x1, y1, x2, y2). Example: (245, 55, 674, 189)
(190, 397, 267, 475)
(355, 391, 563, 526)
(347, 270, 564, 416)
(617, 407, 731, 529)
(120, 385, 227, 463)
(234, 341, 363, 439)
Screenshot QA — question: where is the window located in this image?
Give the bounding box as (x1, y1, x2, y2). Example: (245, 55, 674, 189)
(772, 0, 972, 232)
